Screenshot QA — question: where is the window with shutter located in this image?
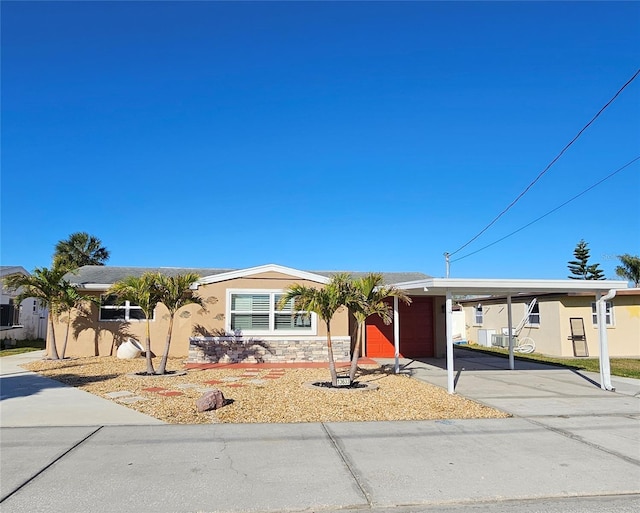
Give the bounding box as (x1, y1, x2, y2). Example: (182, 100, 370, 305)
(228, 291, 314, 334)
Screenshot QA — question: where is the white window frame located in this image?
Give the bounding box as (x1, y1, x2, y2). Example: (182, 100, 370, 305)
(226, 289, 317, 336)
(591, 301, 614, 327)
(99, 295, 153, 322)
(474, 304, 483, 325)
(526, 301, 540, 326)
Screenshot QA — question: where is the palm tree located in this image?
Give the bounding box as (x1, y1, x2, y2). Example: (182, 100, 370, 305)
(347, 273, 411, 381)
(615, 254, 640, 287)
(54, 232, 110, 271)
(280, 273, 353, 386)
(108, 273, 162, 374)
(155, 273, 204, 375)
(3, 267, 69, 360)
(58, 286, 97, 359)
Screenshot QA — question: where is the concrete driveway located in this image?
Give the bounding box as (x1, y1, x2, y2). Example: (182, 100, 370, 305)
(377, 347, 640, 466)
(1, 349, 638, 513)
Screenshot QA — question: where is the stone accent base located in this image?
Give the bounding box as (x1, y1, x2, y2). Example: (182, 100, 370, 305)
(188, 336, 351, 364)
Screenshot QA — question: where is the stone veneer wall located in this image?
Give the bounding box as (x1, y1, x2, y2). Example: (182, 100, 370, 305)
(188, 336, 351, 364)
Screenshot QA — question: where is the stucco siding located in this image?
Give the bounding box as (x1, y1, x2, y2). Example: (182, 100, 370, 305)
(50, 274, 351, 360)
(559, 296, 640, 357)
(434, 297, 447, 357)
(463, 294, 639, 358)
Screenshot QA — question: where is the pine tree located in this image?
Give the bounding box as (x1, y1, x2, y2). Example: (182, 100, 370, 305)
(567, 240, 605, 280)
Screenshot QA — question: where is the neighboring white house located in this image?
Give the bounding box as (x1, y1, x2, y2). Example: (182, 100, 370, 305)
(0, 266, 47, 341)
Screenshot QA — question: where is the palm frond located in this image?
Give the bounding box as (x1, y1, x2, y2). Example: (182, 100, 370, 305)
(156, 273, 204, 314)
(53, 231, 110, 271)
(108, 272, 163, 318)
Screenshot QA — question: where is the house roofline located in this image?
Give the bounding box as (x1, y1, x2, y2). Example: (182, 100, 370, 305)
(196, 264, 331, 286)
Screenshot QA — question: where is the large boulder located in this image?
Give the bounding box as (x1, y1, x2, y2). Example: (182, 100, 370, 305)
(196, 389, 226, 412)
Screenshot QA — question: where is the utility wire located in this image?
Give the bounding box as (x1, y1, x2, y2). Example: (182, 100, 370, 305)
(451, 155, 640, 263)
(449, 68, 640, 257)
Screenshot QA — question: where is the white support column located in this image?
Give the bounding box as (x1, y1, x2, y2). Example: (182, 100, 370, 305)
(597, 290, 616, 391)
(507, 294, 514, 370)
(446, 291, 455, 393)
(393, 296, 400, 374)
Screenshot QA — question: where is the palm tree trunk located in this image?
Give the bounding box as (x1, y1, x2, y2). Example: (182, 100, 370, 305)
(349, 321, 363, 381)
(48, 314, 60, 360)
(95, 331, 101, 357)
(144, 319, 155, 374)
(61, 316, 71, 359)
(326, 322, 338, 386)
(157, 314, 174, 375)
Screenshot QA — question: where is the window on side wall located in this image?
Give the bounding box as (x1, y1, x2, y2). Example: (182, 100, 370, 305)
(527, 302, 540, 326)
(229, 291, 314, 335)
(99, 295, 151, 321)
(474, 304, 483, 325)
(591, 301, 614, 326)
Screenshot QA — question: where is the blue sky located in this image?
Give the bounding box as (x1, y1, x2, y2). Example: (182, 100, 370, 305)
(2, 1, 639, 280)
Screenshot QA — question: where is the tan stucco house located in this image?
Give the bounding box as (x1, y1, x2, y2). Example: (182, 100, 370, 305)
(57, 264, 433, 363)
(460, 289, 640, 358)
(50, 265, 629, 392)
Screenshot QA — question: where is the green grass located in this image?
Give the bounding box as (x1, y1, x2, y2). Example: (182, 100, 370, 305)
(461, 344, 640, 379)
(0, 338, 46, 357)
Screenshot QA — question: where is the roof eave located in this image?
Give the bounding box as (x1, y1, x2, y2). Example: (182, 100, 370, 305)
(392, 278, 630, 295)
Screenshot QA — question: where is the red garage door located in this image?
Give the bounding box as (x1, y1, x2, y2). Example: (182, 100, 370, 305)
(365, 297, 434, 358)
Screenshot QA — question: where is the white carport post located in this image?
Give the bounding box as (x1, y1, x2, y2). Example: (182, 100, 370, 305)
(596, 290, 616, 391)
(446, 291, 455, 393)
(507, 294, 514, 370)
(393, 296, 400, 374)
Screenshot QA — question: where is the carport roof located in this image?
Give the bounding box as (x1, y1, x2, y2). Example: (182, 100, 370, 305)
(392, 277, 629, 295)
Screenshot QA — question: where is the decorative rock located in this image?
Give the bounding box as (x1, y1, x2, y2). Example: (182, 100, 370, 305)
(196, 389, 226, 412)
(118, 396, 148, 404)
(105, 391, 135, 399)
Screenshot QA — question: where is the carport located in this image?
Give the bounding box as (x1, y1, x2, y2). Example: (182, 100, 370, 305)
(389, 278, 629, 393)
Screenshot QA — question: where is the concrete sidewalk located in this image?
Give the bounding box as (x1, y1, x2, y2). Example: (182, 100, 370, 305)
(0, 351, 162, 427)
(1, 349, 639, 512)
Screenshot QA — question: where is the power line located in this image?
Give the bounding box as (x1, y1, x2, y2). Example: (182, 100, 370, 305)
(451, 155, 640, 263)
(449, 68, 640, 257)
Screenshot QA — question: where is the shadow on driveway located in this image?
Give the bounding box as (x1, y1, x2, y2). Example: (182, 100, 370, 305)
(0, 372, 118, 401)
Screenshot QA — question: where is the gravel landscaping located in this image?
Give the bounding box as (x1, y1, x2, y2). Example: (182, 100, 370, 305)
(25, 356, 509, 424)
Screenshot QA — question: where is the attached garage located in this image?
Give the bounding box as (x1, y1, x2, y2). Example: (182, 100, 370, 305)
(365, 297, 435, 358)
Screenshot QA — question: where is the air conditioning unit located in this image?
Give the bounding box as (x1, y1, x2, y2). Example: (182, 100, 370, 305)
(491, 334, 509, 348)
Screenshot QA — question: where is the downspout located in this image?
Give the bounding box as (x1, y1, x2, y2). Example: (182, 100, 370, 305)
(597, 289, 616, 391)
